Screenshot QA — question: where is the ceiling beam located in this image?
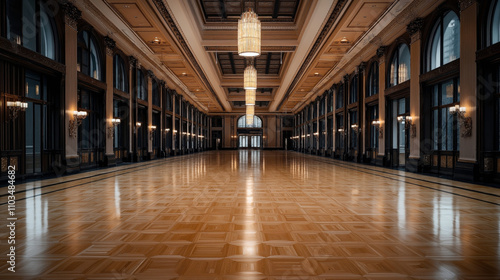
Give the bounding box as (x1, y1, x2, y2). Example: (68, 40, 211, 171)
(265, 53, 272, 74)
(219, 0, 227, 19)
(229, 52, 236, 74)
(272, 0, 280, 18)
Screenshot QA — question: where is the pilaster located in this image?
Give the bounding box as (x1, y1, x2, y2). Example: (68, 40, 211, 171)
(407, 18, 424, 171)
(377, 46, 386, 160)
(104, 36, 116, 166)
(63, 2, 81, 172)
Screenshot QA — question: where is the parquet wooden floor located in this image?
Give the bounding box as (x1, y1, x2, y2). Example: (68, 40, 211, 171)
(1, 150, 499, 279)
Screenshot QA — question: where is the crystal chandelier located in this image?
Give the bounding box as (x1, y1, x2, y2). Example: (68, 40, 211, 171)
(238, 9, 261, 57)
(246, 104, 254, 126)
(244, 65, 257, 90)
(245, 89, 256, 105)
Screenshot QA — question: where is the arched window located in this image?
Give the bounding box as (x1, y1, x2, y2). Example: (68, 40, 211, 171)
(237, 115, 262, 128)
(113, 55, 128, 92)
(427, 11, 460, 71)
(78, 30, 102, 80)
(389, 44, 410, 87)
(489, 0, 500, 46)
(6, 0, 58, 60)
(367, 62, 379, 97)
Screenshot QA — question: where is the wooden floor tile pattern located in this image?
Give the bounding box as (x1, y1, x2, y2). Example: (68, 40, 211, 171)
(1, 150, 500, 279)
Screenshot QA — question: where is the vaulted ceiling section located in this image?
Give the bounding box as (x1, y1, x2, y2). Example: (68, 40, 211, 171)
(100, 0, 418, 114)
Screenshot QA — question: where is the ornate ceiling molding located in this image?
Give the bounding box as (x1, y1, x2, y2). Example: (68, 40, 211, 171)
(152, 0, 225, 111)
(80, 0, 208, 112)
(276, 0, 349, 111)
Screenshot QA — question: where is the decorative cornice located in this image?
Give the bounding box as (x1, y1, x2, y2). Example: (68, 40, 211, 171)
(152, 0, 225, 111)
(0, 37, 65, 73)
(407, 17, 424, 36)
(277, 0, 349, 111)
(62, 2, 82, 30)
(459, 0, 476, 11)
(104, 36, 116, 56)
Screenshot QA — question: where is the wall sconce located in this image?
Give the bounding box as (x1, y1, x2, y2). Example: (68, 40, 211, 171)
(313, 132, 319, 137)
(173, 129, 178, 134)
(397, 116, 416, 138)
(350, 124, 360, 133)
(165, 128, 171, 133)
(372, 120, 384, 138)
(6, 101, 28, 120)
(149, 125, 157, 140)
(449, 105, 472, 137)
(135, 122, 142, 134)
(69, 111, 87, 138)
(108, 118, 121, 138)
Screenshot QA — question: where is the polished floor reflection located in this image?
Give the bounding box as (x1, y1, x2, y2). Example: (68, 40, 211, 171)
(1, 150, 500, 279)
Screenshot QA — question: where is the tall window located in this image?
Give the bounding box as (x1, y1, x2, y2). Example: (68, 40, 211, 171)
(489, 0, 500, 46)
(349, 110, 358, 150)
(367, 62, 379, 97)
(237, 116, 262, 128)
(78, 30, 102, 80)
(137, 71, 147, 100)
(113, 55, 128, 92)
(5, 0, 57, 60)
(427, 11, 460, 71)
(431, 79, 460, 151)
(389, 44, 410, 87)
(336, 85, 344, 109)
(152, 80, 160, 107)
(349, 75, 358, 104)
(328, 90, 334, 112)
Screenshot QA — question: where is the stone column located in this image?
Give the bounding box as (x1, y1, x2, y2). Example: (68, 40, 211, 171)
(147, 70, 153, 157)
(62, 3, 81, 173)
(104, 36, 115, 166)
(377, 47, 386, 163)
(456, 0, 478, 180)
(407, 18, 424, 172)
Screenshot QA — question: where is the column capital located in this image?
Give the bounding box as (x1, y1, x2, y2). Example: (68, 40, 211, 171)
(63, 2, 82, 30)
(357, 62, 366, 74)
(128, 56, 137, 70)
(459, 0, 477, 11)
(146, 70, 155, 79)
(343, 75, 350, 83)
(104, 36, 116, 56)
(407, 18, 424, 43)
(376, 46, 386, 58)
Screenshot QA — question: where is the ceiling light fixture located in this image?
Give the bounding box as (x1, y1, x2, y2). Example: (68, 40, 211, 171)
(246, 105, 255, 126)
(245, 89, 256, 106)
(244, 65, 257, 90)
(238, 9, 261, 57)
(340, 37, 349, 44)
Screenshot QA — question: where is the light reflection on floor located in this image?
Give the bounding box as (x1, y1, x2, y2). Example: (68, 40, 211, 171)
(0, 150, 499, 279)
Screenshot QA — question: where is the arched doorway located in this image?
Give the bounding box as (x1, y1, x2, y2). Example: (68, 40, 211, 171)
(237, 115, 263, 149)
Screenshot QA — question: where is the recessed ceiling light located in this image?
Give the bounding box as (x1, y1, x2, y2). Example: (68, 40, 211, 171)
(314, 72, 319, 76)
(340, 37, 349, 44)
(153, 37, 160, 43)
(123, 5, 130, 8)
(182, 72, 187, 76)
